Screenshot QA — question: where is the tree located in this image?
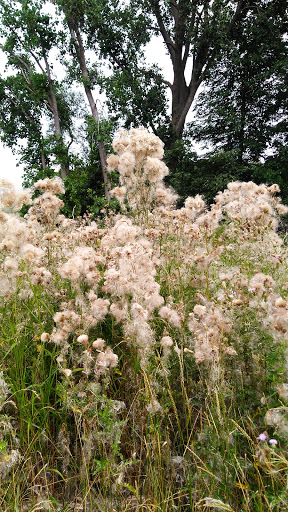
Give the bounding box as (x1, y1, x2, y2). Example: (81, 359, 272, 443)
(53, 0, 171, 195)
(53, 0, 118, 198)
(0, 0, 73, 179)
(82, 0, 170, 138)
(192, 0, 288, 161)
(106, 0, 258, 140)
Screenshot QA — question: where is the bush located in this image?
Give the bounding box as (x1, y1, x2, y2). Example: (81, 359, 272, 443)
(0, 129, 288, 510)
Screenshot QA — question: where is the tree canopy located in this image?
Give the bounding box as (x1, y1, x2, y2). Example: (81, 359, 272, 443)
(192, 0, 288, 161)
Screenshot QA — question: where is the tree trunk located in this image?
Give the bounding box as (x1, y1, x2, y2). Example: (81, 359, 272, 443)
(40, 149, 47, 171)
(171, 52, 190, 138)
(70, 25, 111, 200)
(153, 0, 248, 138)
(43, 52, 69, 179)
(171, 56, 204, 138)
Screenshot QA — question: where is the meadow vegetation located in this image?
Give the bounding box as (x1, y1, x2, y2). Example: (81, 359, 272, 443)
(0, 127, 288, 511)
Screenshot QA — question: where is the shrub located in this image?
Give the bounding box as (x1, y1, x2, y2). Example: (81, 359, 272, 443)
(0, 129, 288, 511)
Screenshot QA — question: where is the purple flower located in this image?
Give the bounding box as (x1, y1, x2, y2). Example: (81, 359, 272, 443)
(257, 433, 267, 441)
(269, 439, 278, 445)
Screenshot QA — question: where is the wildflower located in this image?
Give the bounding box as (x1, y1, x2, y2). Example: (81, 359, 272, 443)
(174, 344, 181, 356)
(30, 267, 53, 286)
(110, 186, 127, 206)
(0, 449, 21, 478)
(106, 153, 119, 171)
(193, 304, 207, 317)
(77, 334, 89, 346)
(160, 336, 173, 348)
(95, 347, 118, 375)
(89, 297, 110, 324)
(34, 177, 65, 195)
(110, 303, 127, 323)
(62, 368, 72, 377)
(21, 244, 45, 264)
(249, 273, 275, 295)
(3, 257, 18, 272)
(277, 383, 288, 401)
(257, 433, 267, 441)
(108, 127, 169, 216)
(147, 399, 162, 414)
(92, 338, 105, 351)
(188, 304, 232, 363)
(159, 306, 182, 328)
(155, 185, 178, 206)
(265, 408, 288, 438)
(40, 332, 50, 342)
(269, 439, 278, 445)
(275, 297, 287, 308)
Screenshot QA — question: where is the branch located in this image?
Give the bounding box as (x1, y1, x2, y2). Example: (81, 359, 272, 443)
(2, 31, 46, 74)
(6, 90, 39, 127)
(28, 48, 45, 74)
(42, 50, 62, 135)
(151, 3, 176, 61)
(67, 128, 74, 151)
(180, 0, 248, 135)
(169, 0, 179, 26)
(182, 40, 190, 68)
(163, 78, 173, 89)
(140, 66, 173, 90)
(227, 0, 246, 33)
(0, 43, 31, 73)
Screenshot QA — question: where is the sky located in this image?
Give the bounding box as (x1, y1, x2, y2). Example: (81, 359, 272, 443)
(0, 144, 25, 189)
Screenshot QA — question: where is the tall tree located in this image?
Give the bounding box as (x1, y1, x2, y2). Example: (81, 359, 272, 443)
(82, 0, 170, 138)
(192, 0, 288, 161)
(113, 0, 258, 139)
(53, 0, 114, 198)
(0, 0, 72, 178)
(0, 72, 49, 173)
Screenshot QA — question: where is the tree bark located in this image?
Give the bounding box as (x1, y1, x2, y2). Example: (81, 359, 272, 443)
(153, 0, 249, 138)
(69, 24, 111, 200)
(43, 52, 69, 179)
(40, 149, 47, 171)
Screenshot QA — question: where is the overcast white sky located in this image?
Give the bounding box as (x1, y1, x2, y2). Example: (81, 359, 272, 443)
(0, 33, 195, 189)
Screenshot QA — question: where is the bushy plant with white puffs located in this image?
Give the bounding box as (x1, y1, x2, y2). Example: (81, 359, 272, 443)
(0, 128, 287, 511)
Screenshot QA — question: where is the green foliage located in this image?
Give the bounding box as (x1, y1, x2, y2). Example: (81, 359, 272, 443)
(192, 0, 288, 161)
(165, 139, 288, 208)
(101, 65, 170, 134)
(165, 140, 248, 205)
(62, 117, 120, 218)
(0, 0, 77, 182)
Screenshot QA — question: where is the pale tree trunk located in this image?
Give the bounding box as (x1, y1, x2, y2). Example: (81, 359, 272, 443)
(43, 52, 69, 179)
(69, 25, 111, 200)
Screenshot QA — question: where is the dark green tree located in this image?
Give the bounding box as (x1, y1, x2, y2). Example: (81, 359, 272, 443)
(192, 0, 288, 161)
